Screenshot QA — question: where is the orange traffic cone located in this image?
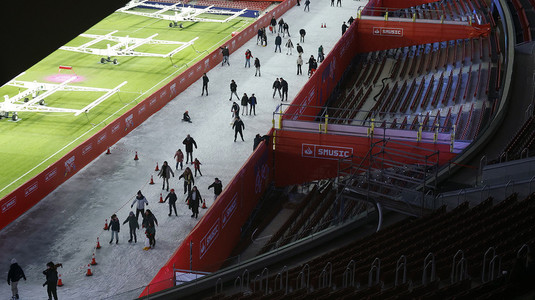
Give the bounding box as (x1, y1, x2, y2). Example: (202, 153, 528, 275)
(155, 163, 159, 171)
(96, 237, 101, 249)
(103, 219, 108, 230)
(106, 148, 111, 155)
(324, 23, 327, 28)
(202, 201, 207, 209)
(159, 193, 164, 203)
(134, 151, 139, 160)
(90, 253, 97, 266)
(57, 274, 64, 287)
(86, 264, 93, 276)
(149, 175, 155, 185)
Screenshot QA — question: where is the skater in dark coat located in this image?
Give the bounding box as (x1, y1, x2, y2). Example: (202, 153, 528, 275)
(275, 34, 282, 53)
(43, 262, 62, 300)
(241, 93, 249, 115)
(107, 214, 120, 244)
(297, 54, 303, 75)
(182, 134, 197, 164)
(131, 190, 149, 220)
(280, 78, 289, 101)
(296, 43, 304, 55)
(283, 22, 290, 37)
(342, 21, 348, 35)
(229, 79, 239, 101)
(232, 117, 245, 142)
(186, 186, 203, 218)
(254, 58, 261, 77)
(249, 93, 257, 115)
(231, 101, 240, 118)
(348, 16, 354, 25)
(270, 16, 277, 32)
(272, 78, 282, 98)
(179, 167, 195, 194)
(144, 223, 156, 250)
(164, 189, 178, 216)
(183, 111, 192, 123)
(123, 211, 139, 243)
(201, 73, 209, 95)
(278, 18, 285, 33)
(7, 258, 26, 300)
(254, 134, 269, 150)
(318, 45, 325, 62)
(299, 28, 306, 42)
(220, 46, 230, 66)
(142, 210, 158, 248)
(257, 28, 263, 44)
(208, 178, 223, 201)
(158, 161, 175, 191)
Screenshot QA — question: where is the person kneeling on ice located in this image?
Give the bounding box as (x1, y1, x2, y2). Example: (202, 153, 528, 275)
(183, 111, 192, 123)
(186, 186, 203, 218)
(123, 211, 139, 243)
(164, 189, 178, 216)
(107, 214, 120, 244)
(43, 262, 62, 300)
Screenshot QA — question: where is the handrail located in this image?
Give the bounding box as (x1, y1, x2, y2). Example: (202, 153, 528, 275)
(422, 253, 436, 284)
(342, 260, 356, 288)
(368, 258, 381, 287)
(489, 254, 502, 281)
(274, 266, 288, 294)
(505, 180, 514, 198)
(517, 244, 531, 261)
(395, 255, 407, 286)
(318, 262, 332, 289)
(252, 274, 260, 292)
(242, 269, 250, 291)
(482, 247, 496, 283)
(451, 250, 465, 283)
(260, 267, 269, 295)
(215, 277, 223, 294)
(480, 184, 490, 202)
(234, 276, 241, 290)
(296, 264, 310, 290)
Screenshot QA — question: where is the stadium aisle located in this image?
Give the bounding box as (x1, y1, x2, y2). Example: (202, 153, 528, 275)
(0, 1, 364, 298)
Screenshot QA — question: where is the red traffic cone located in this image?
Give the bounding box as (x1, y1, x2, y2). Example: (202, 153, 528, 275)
(134, 151, 139, 160)
(90, 253, 97, 265)
(96, 237, 101, 249)
(57, 273, 64, 287)
(149, 175, 155, 185)
(106, 148, 111, 155)
(321, 23, 323, 28)
(324, 23, 327, 28)
(103, 219, 108, 230)
(86, 264, 93, 276)
(159, 193, 164, 203)
(155, 163, 159, 171)
(202, 201, 207, 209)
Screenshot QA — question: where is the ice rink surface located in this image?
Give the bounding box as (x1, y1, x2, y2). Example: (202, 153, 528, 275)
(0, 1, 364, 298)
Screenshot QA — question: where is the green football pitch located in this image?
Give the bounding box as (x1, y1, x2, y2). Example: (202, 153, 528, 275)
(0, 9, 254, 198)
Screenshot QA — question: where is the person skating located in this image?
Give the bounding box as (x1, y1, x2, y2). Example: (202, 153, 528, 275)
(282, 22, 290, 38)
(278, 18, 285, 33)
(107, 214, 120, 244)
(272, 78, 282, 98)
(310, 58, 318, 77)
(7, 258, 26, 300)
(280, 78, 288, 101)
(179, 167, 195, 194)
(257, 28, 263, 44)
(330, 0, 334, 6)
(254, 57, 261, 76)
(275, 34, 282, 53)
(193, 158, 203, 177)
(286, 38, 294, 55)
(229, 79, 239, 101)
(131, 190, 149, 220)
(144, 223, 156, 251)
(201, 73, 209, 96)
(249, 93, 257, 115)
(270, 16, 277, 33)
(42, 262, 62, 300)
(220, 46, 230, 66)
(142, 210, 158, 248)
(232, 117, 245, 142)
(182, 111, 192, 123)
(297, 54, 303, 75)
(342, 21, 348, 35)
(304, 0, 310, 11)
(262, 29, 268, 47)
(174, 148, 184, 170)
(123, 211, 139, 243)
(336, 0, 341, 6)
(296, 43, 304, 56)
(231, 101, 240, 118)
(182, 134, 197, 164)
(208, 178, 223, 202)
(244, 49, 253, 68)
(299, 28, 306, 42)
(186, 186, 203, 218)
(253, 134, 270, 150)
(158, 161, 174, 191)
(241, 93, 249, 115)
(163, 189, 178, 216)
(318, 45, 325, 62)
(348, 16, 354, 26)
(307, 55, 315, 76)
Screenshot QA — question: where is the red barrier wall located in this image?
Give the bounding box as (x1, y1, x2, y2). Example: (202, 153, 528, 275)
(0, 0, 294, 232)
(380, 0, 438, 10)
(273, 130, 456, 186)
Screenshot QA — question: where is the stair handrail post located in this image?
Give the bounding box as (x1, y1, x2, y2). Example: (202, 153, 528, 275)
(395, 255, 407, 286)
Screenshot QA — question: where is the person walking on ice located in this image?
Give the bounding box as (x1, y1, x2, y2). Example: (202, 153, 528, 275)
(182, 134, 197, 164)
(179, 167, 195, 195)
(231, 101, 240, 118)
(107, 214, 120, 244)
(275, 34, 282, 53)
(297, 54, 303, 75)
(304, 0, 310, 11)
(241, 93, 249, 115)
(43, 262, 62, 300)
(220, 46, 230, 66)
(131, 190, 149, 220)
(123, 212, 139, 243)
(7, 258, 26, 300)
(280, 77, 289, 101)
(272, 78, 282, 98)
(164, 189, 178, 216)
(201, 73, 209, 96)
(229, 79, 239, 101)
(208, 178, 223, 202)
(142, 210, 158, 249)
(158, 161, 174, 191)
(249, 93, 257, 116)
(174, 148, 184, 170)
(186, 186, 203, 218)
(233, 116, 245, 142)
(244, 49, 253, 68)
(299, 28, 306, 42)
(286, 38, 294, 55)
(254, 57, 261, 77)
(193, 158, 203, 177)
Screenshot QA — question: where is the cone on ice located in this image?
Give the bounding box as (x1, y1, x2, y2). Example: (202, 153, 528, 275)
(57, 274, 64, 287)
(90, 253, 97, 266)
(202, 201, 207, 209)
(86, 264, 93, 276)
(134, 151, 139, 160)
(106, 148, 111, 155)
(96, 237, 101, 249)
(159, 193, 164, 203)
(103, 219, 108, 230)
(149, 175, 155, 185)
(155, 163, 159, 171)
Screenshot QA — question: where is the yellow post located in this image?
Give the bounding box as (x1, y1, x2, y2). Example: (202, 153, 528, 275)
(273, 129, 277, 150)
(384, 11, 388, 21)
(324, 114, 328, 133)
(441, 14, 445, 24)
(417, 123, 422, 142)
(368, 118, 375, 137)
(412, 13, 416, 22)
(434, 123, 439, 143)
(357, 9, 361, 19)
(468, 16, 472, 25)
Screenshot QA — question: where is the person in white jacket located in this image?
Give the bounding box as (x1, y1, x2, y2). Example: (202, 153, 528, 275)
(131, 190, 149, 220)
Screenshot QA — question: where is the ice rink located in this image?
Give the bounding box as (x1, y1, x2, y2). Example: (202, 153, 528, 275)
(0, 1, 364, 299)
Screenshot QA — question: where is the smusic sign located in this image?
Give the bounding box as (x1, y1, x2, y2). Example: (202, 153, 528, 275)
(373, 27, 403, 37)
(302, 144, 353, 160)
